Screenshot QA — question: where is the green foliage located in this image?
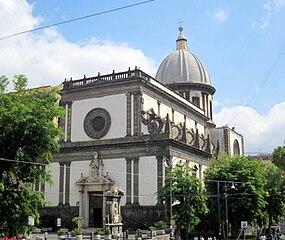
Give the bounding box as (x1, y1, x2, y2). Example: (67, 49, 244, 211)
(74, 227, 83, 235)
(154, 220, 167, 229)
(264, 163, 285, 228)
(57, 229, 65, 236)
(0, 75, 9, 93)
(0, 75, 64, 237)
(94, 228, 100, 235)
(159, 164, 208, 234)
(149, 226, 156, 230)
(272, 146, 285, 171)
(72, 217, 83, 235)
(13, 74, 28, 92)
(204, 155, 270, 236)
(210, 151, 230, 166)
(105, 228, 111, 236)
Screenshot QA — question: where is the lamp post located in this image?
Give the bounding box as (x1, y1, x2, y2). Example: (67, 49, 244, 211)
(225, 193, 228, 240)
(164, 156, 174, 240)
(169, 163, 174, 240)
(205, 180, 241, 240)
(217, 181, 222, 240)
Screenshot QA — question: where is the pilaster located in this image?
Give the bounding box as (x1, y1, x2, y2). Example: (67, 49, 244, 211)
(65, 162, 71, 205)
(133, 91, 142, 136)
(156, 156, 163, 204)
(126, 92, 132, 136)
(133, 157, 139, 205)
(58, 162, 65, 205)
(126, 158, 132, 205)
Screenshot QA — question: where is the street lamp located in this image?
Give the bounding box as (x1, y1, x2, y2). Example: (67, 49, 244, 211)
(225, 193, 228, 240)
(205, 179, 241, 240)
(164, 156, 174, 240)
(225, 182, 235, 240)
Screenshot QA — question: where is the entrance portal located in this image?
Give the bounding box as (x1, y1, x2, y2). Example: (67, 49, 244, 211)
(89, 191, 103, 228)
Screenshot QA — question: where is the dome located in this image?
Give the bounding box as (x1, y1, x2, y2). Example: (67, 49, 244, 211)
(156, 27, 211, 86)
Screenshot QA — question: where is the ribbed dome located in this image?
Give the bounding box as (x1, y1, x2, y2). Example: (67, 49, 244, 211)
(156, 27, 211, 86)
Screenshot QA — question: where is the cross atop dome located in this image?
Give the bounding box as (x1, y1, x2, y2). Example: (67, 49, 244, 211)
(176, 24, 188, 51)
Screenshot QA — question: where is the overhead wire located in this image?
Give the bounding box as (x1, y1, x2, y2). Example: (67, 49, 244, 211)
(0, 0, 155, 41)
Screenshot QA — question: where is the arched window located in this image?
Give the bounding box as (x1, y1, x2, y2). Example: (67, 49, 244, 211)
(233, 139, 240, 155)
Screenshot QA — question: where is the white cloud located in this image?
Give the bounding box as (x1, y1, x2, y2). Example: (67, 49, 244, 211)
(213, 10, 227, 22)
(259, 19, 270, 29)
(0, 0, 157, 89)
(214, 103, 285, 153)
(254, 0, 285, 29)
(206, 9, 228, 23)
(276, 0, 285, 8)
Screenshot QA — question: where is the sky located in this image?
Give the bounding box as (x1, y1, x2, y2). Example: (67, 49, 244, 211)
(0, 0, 285, 154)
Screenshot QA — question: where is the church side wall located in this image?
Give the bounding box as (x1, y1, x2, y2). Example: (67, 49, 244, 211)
(71, 94, 126, 142)
(209, 128, 225, 152)
(142, 93, 204, 135)
(229, 131, 244, 155)
(139, 156, 157, 206)
(185, 117, 195, 131)
(69, 161, 90, 206)
(103, 158, 126, 205)
(159, 103, 172, 120)
(173, 111, 185, 125)
(45, 163, 60, 206)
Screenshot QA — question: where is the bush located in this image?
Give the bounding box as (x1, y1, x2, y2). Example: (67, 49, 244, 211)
(74, 227, 82, 235)
(94, 228, 100, 235)
(105, 228, 111, 236)
(154, 221, 167, 229)
(57, 230, 64, 236)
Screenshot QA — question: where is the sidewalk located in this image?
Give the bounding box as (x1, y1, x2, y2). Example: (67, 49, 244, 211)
(30, 233, 170, 240)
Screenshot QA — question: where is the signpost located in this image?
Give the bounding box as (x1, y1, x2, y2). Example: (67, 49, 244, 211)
(241, 221, 248, 229)
(28, 216, 34, 226)
(241, 221, 248, 240)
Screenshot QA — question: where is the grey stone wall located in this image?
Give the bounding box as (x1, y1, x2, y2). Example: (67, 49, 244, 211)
(39, 206, 79, 230)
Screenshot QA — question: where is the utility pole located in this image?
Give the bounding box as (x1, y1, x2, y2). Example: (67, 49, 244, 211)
(217, 181, 221, 239)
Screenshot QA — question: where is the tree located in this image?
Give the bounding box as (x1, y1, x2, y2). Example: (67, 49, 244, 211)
(0, 75, 63, 237)
(272, 146, 285, 171)
(264, 163, 285, 229)
(159, 164, 208, 240)
(204, 155, 268, 238)
(0, 76, 9, 93)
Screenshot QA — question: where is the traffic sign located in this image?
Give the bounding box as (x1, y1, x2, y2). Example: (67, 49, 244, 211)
(241, 221, 248, 229)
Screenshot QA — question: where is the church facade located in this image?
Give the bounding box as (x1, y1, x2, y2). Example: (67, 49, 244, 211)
(40, 27, 244, 230)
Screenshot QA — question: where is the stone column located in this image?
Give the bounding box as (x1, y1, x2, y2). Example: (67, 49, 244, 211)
(126, 92, 132, 136)
(206, 95, 209, 118)
(202, 93, 206, 113)
(58, 162, 65, 205)
(156, 156, 163, 204)
(79, 189, 85, 227)
(172, 109, 175, 122)
(41, 164, 46, 197)
(126, 158, 132, 205)
(66, 101, 73, 142)
(133, 157, 139, 205)
(223, 127, 231, 155)
(199, 163, 203, 180)
(65, 162, 71, 205)
(133, 91, 142, 136)
(59, 101, 66, 142)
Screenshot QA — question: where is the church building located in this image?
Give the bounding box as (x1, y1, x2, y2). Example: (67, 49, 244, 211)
(40, 27, 244, 231)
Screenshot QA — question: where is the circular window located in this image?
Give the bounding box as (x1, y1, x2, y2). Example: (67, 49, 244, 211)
(84, 108, 111, 139)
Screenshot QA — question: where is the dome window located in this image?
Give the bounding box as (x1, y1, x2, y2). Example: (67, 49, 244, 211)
(192, 97, 200, 108)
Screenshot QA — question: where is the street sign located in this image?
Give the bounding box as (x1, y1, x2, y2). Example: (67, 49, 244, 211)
(28, 216, 34, 226)
(57, 218, 61, 227)
(241, 221, 248, 229)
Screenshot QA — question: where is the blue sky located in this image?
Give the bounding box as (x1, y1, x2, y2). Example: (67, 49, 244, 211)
(1, 0, 285, 153)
